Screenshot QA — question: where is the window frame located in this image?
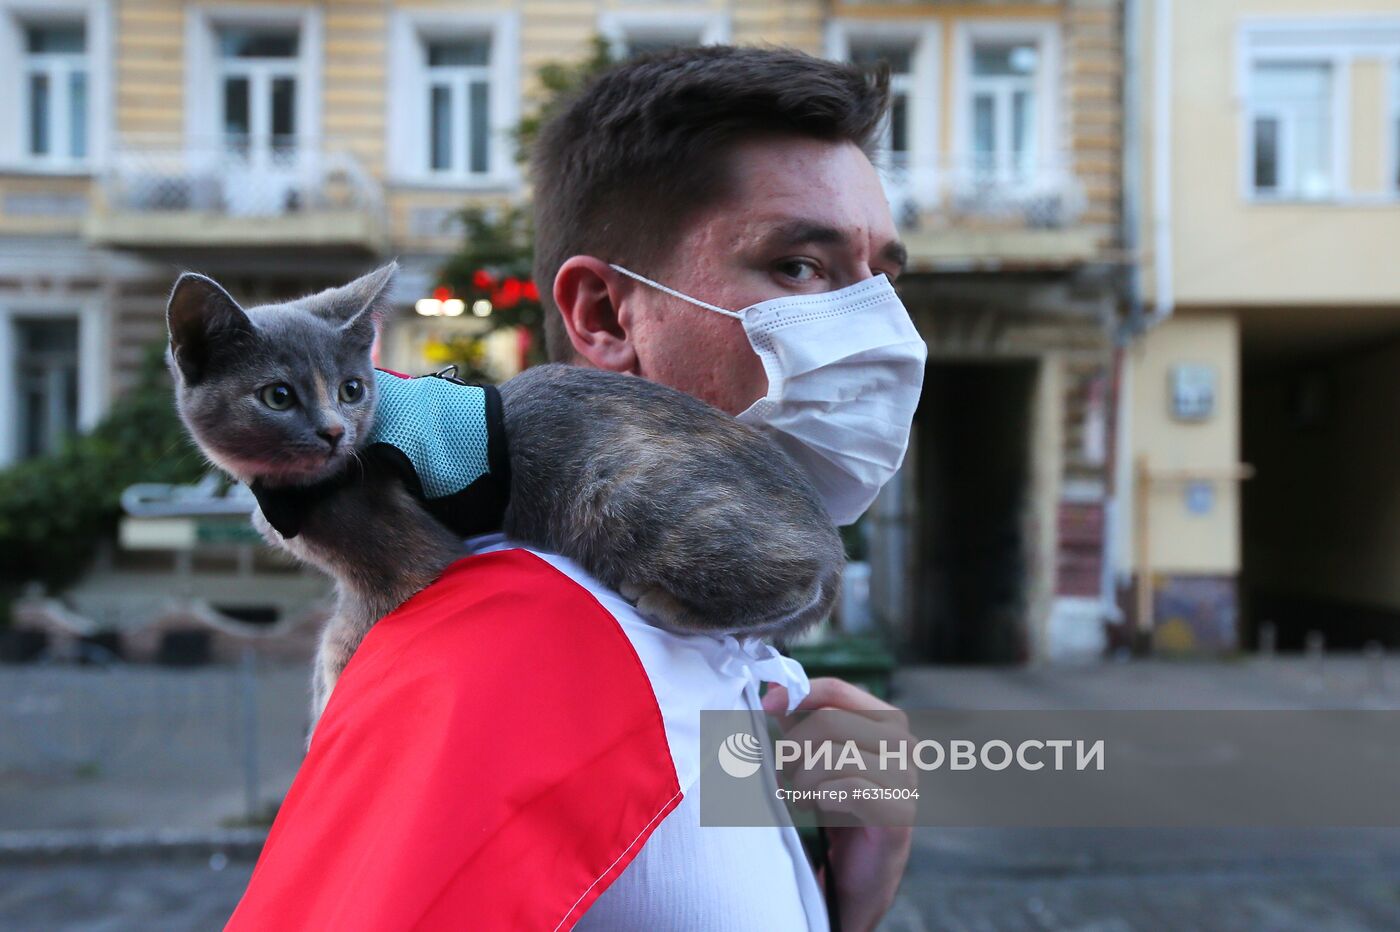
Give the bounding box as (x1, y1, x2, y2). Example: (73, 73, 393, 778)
(597, 11, 729, 61)
(1233, 15, 1400, 205)
(423, 38, 495, 179)
(387, 10, 521, 190)
(1241, 54, 1344, 203)
(951, 19, 1062, 192)
(0, 0, 111, 175)
(185, 6, 321, 158)
(826, 19, 941, 176)
(1387, 52, 1400, 196)
(0, 296, 107, 467)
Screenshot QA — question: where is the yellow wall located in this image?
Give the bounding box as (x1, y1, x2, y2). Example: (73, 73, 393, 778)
(1130, 312, 1241, 574)
(1142, 0, 1400, 307)
(1244, 338, 1400, 607)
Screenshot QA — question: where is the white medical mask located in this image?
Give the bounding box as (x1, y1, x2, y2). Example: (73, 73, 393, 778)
(610, 264, 928, 526)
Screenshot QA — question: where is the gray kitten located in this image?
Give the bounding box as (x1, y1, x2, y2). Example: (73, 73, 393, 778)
(166, 264, 844, 723)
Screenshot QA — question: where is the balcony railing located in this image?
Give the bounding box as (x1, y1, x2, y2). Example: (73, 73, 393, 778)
(87, 136, 385, 250)
(878, 156, 1087, 232)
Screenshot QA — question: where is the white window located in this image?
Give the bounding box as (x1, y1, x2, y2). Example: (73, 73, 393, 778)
(599, 13, 728, 61)
(849, 43, 915, 169)
(425, 38, 493, 177)
(217, 27, 300, 160)
(183, 9, 321, 216)
(827, 20, 940, 222)
(1390, 61, 1400, 193)
(13, 317, 79, 460)
(969, 42, 1039, 183)
(953, 22, 1060, 188)
(0, 1, 109, 172)
(1236, 16, 1400, 203)
(0, 297, 106, 467)
(23, 22, 88, 164)
(1247, 61, 1334, 199)
(388, 12, 520, 188)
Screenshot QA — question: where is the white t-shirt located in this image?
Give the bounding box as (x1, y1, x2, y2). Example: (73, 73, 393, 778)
(464, 533, 829, 931)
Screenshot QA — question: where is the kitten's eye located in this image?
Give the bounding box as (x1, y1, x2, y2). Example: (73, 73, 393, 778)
(339, 379, 364, 403)
(259, 384, 296, 411)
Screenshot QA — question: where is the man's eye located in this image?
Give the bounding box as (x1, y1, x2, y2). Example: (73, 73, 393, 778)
(339, 378, 364, 403)
(259, 384, 296, 410)
(776, 259, 820, 283)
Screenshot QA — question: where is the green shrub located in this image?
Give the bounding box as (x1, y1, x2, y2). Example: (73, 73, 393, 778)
(0, 346, 204, 592)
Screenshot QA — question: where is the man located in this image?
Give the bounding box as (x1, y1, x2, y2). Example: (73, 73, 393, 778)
(228, 45, 917, 931)
(533, 45, 917, 930)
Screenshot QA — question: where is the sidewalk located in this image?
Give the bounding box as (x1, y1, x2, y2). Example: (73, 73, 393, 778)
(882, 656, 1400, 931)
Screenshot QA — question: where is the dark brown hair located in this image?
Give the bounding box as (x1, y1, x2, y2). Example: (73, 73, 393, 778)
(530, 45, 890, 361)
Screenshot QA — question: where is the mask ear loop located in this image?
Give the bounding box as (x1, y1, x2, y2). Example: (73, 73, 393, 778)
(608, 264, 744, 319)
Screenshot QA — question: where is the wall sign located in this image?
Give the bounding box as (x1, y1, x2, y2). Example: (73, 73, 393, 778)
(1170, 363, 1217, 421)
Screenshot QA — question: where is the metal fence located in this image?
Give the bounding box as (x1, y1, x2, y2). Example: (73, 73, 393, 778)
(0, 648, 307, 831)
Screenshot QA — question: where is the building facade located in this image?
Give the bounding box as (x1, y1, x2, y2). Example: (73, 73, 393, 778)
(1128, 0, 1400, 652)
(0, 0, 1126, 658)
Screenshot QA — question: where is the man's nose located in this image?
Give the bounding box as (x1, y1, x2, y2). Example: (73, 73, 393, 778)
(318, 425, 345, 450)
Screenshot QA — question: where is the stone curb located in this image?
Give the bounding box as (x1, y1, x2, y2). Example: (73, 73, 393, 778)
(0, 828, 268, 864)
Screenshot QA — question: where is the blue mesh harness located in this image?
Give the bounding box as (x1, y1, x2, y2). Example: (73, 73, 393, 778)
(251, 368, 510, 540)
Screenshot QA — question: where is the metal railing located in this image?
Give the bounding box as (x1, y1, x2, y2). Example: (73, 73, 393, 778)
(99, 135, 383, 220)
(876, 155, 1087, 231)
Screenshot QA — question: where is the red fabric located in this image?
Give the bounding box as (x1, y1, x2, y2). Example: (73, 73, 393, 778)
(226, 550, 681, 931)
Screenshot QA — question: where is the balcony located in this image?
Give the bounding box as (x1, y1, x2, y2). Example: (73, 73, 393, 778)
(879, 157, 1100, 271)
(85, 136, 386, 253)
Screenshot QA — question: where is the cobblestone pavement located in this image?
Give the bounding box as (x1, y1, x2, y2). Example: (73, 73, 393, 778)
(4, 658, 1400, 929)
(877, 658, 1400, 931)
(0, 860, 253, 932)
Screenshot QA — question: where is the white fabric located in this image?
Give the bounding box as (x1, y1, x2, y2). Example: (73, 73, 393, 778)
(609, 265, 928, 526)
(464, 532, 829, 931)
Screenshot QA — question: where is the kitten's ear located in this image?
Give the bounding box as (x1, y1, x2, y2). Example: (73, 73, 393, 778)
(166, 273, 253, 384)
(335, 261, 397, 346)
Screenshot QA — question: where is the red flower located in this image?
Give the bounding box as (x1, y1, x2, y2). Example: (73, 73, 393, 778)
(472, 269, 495, 290)
(522, 280, 540, 301)
(433, 286, 451, 302)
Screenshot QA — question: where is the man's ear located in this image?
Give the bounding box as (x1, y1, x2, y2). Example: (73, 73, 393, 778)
(332, 261, 397, 347)
(167, 272, 253, 384)
(554, 256, 638, 374)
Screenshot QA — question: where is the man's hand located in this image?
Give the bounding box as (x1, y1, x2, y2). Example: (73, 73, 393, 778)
(763, 677, 915, 932)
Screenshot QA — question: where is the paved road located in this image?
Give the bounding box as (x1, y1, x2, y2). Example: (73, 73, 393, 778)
(880, 659, 1400, 931)
(3, 657, 1400, 929)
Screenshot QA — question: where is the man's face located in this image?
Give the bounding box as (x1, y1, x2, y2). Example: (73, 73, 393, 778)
(619, 136, 907, 415)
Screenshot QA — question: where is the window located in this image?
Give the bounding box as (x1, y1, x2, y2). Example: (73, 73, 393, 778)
(22, 22, 88, 164)
(599, 13, 726, 62)
(829, 20, 940, 224)
(850, 43, 914, 169)
(388, 12, 519, 188)
(1392, 64, 1400, 191)
(968, 40, 1039, 183)
(425, 37, 492, 177)
(14, 318, 79, 460)
(1247, 61, 1334, 199)
(217, 26, 300, 160)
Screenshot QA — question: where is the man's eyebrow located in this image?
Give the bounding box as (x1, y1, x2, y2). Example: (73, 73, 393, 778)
(758, 219, 850, 251)
(758, 218, 909, 275)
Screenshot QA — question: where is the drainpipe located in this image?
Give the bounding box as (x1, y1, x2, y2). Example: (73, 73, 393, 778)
(1120, 0, 1145, 340)
(1099, 0, 1149, 630)
(1108, 0, 1173, 642)
(1149, 0, 1174, 328)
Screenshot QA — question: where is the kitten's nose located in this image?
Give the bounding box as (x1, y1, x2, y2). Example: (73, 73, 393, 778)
(318, 425, 344, 451)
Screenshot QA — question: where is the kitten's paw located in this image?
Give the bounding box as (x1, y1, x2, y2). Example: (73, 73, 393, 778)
(625, 584, 710, 634)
